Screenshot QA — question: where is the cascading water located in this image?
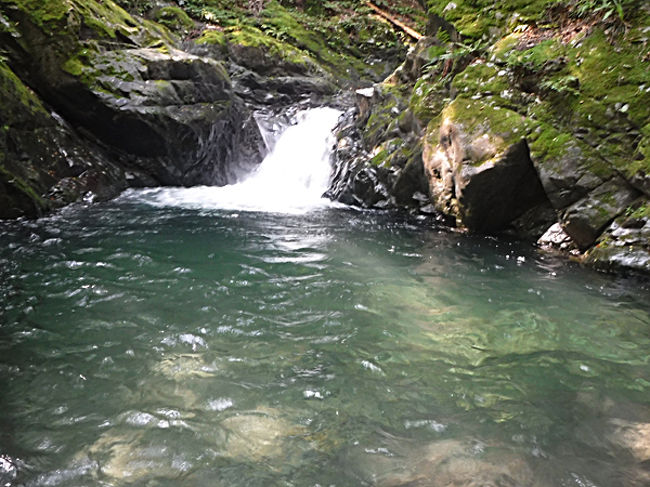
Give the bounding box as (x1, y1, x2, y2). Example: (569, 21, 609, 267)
(122, 107, 342, 214)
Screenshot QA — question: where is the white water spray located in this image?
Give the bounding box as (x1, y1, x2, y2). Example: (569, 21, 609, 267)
(124, 107, 342, 214)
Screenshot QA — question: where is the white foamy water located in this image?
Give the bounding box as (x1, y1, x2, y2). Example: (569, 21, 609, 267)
(122, 107, 342, 214)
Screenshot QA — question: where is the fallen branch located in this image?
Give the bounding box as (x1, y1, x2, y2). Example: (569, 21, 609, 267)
(365, 1, 423, 41)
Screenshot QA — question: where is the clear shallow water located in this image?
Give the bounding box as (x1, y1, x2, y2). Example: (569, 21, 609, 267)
(0, 203, 649, 487)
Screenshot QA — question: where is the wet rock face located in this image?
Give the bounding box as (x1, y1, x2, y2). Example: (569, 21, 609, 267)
(583, 206, 650, 273)
(0, 60, 134, 218)
(48, 46, 266, 187)
(326, 88, 435, 213)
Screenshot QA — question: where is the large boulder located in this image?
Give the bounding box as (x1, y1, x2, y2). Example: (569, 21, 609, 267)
(422, 97, 552, 234)
(56, 46, 265, 185)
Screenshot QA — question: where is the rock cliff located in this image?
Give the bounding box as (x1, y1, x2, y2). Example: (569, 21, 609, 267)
(328, 0, 650, 272)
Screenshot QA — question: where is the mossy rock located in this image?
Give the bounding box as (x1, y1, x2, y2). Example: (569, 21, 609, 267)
(438, 96, 537, 154)
(0, 60, 48, 120)
(451, 62, 511, 101)
(190, 0, 406, 84)
(256, 1, 403, 83)
(584, 199, 650, 272)
(0, 60, 51, 216)
(424, 0, 559, 40)
(409, 75, 449, 124)
(4, 0, 148, 40)
(154, 6, 194, 34)
(422, 96, 551, 232)
(196, 28, 227, 46)
(526, 122, 615, 209)
(1, 0, 176, 57)
(504, 38, 566, 72)
(0, 58, 131, 217)
(569, 30, 649, 127)
(226, 24, 314, 71)
(561, 177, 641, 249)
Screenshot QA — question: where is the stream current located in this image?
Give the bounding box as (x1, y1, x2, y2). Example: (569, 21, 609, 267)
(0, 108, 649, 486)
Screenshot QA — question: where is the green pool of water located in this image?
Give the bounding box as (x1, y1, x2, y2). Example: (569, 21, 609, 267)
(1, 200, 648, 486)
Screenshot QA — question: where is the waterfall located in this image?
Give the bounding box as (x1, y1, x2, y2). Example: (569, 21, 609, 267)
(124, 107, 342, 214)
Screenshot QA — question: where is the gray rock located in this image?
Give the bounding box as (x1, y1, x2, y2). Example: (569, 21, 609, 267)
(55, 47, 266, 186)
(392, 149, 428, 207)
(537, 223, 575, 250)
(561, 178, 640, 249)
(584, 209, 650, 272)
(530, 139, 605, 210)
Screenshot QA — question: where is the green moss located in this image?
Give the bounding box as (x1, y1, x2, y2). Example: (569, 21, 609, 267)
(637, 124, 650, 171)
(155, 6, 194, 32)
(62, 47, 98, 85)
(224, 24, 312, 67)
(505, 38, 566, 71)
(443, 96, 534, 146)
(629, 129, 650, 179)
(0, 61, 48, 118)
(409, 76, 448, 124)
(3, 0, 70, 29)
(489, 33, 523, 62)
(62, 56, 85, 77)
(527, 125, 573, 160)
(4, 0, 174, 46)
(363, 94, 401, 147)
(626, 202, 650, 220)
(258, 1, 353, 75)
(256, 1, 395, 81)
(369, 148, 389, 167)
(187, 0, 405, 82)
(424, 0, 563, 40)
(527, 122, 613, 179)
(568, 29, 650, 128)
(451, 62, 510, 99)
(196, 29, 226, 46)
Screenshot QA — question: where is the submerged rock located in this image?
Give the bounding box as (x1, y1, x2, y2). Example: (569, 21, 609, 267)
(347, 439, 542, 487)
(219, 407, 307, 461)
(606, 419, 650, 463)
